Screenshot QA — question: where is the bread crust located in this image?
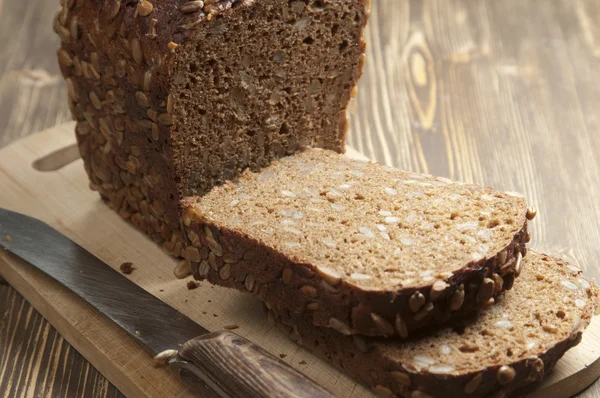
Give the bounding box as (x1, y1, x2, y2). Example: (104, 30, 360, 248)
(183, 196, 529, 337)
(268, 308, 585, 398)
(265, 252, 599, 397)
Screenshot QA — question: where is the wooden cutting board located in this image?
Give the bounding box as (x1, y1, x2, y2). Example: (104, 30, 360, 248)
(1, 122, 599, 398)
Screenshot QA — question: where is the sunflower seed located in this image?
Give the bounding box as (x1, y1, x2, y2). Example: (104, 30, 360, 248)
(505, 191, 525, 198)
(65, 78, 78, 101)
(109, 0, 121, 19)
(167, 94, 174, 114)
(198, 260, 210, 277)
(359, 226, 375, 238)
(317, 267, 342, 287)
(370, 313, 395, 336)
(515, 252, 523, 276)
(492, 273, 504, 293)
(135, 91, 150, 107)
(244, 274, 255, 291)
(89, 91, 102, 110)
(390, 371, 411, 387)
(409, 291, 426, 312)
(219, 264, 231, 280)
(300, 285, 318, 298)
(464, 373, 483, 394)
(180, 1, 204, 13)
(394, 314, 408, 338)
(430, 280, 449, 300)
(414, 302, 434, 321)
(373, 386, 394, 398)
(208, 252, 218, 271)
(174, 260, 192, 279)
(158, 113, 175, 125)
(137, 0, 153, 16)
(206, 236, 223, 256)
(131, 38, 144, 64)
(143, 70, 152, 91)
(477, 278, 495, 303)
(497, 365, 516, 385)
(184, 246, 201, 262)
(321, 238, 337, 248)
(116, 60, 127, 77)
(328, 318, 351, 335)
(58, 49, 73, 68)
(429, 364, 455, 374)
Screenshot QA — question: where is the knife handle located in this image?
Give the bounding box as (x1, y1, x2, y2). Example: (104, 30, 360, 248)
(172, 330, 333, 398)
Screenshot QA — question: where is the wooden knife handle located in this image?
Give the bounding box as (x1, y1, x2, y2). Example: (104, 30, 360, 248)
(173, 330, 333, 398)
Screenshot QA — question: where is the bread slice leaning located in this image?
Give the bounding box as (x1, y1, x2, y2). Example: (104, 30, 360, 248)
(268, 251, 599, 398)
(181, 148, 530, 337)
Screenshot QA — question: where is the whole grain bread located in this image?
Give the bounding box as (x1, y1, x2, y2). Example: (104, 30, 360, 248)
(268, 251, 599, 398)
(55, 0, 369, 251)
(181, 148, 531, 337)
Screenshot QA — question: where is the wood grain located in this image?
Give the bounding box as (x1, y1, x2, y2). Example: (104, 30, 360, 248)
(0, 0, 70, 148)
(349, 1, 600, 290)
(1, 0, 600, 396)
(0, 0, 123, 396)
(0, 286, 122, 398)
(177, 332, 334, 397)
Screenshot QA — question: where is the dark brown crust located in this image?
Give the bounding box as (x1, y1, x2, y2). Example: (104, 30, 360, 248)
(183, 201, 529, 337)
(265, 266, 599, 398)
(268, 309, 584, 398)
(55, 0, 369, 256)
(56, 0, 190, 250)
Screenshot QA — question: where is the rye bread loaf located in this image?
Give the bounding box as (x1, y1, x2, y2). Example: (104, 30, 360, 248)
(268, 251, 600, 398)
(181, 148, 532, 337)
(54, 0, 369, 251)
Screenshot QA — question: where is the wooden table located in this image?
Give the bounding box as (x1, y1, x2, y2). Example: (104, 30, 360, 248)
(1, 0, 599, 396)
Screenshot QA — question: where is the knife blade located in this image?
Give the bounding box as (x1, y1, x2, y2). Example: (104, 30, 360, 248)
(0, 208, 333, 398)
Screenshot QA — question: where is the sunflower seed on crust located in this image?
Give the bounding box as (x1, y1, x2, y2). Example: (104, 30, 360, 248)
(409, 291, 426, 313)
(370, 313, 395, 336)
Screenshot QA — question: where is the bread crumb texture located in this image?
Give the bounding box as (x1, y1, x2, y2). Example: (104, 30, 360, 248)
(190, 149, 527, 291)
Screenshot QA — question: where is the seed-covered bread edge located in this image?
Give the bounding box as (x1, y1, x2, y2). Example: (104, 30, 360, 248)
(180, 195, 530, 337)
(265, 253, 600, 398)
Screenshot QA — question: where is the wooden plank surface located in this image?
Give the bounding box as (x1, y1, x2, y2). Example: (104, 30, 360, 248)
(1, 0, 600, 397)
(1, 122, 600, 398)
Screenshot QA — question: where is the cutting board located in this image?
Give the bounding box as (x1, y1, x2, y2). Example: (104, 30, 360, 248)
(1, 123, 599, 398)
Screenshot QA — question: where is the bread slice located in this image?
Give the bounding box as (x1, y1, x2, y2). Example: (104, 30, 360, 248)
(181, 148, 531, 336)
(55, 0, 369, 250)
(268, 251, 599, 398)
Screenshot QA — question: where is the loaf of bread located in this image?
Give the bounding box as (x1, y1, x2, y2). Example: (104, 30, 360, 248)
(267, 251, 599, 397)
(54, 0, 369, 252)
(181, 148, 531, 337)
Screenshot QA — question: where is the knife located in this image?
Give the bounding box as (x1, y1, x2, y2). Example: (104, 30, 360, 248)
(0, 208, 333, 398)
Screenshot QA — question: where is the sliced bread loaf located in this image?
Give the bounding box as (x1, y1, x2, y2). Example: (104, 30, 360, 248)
(55, 0, 369, 250)
(268, 251, 599, 398)
(181, 148, 531, 337)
